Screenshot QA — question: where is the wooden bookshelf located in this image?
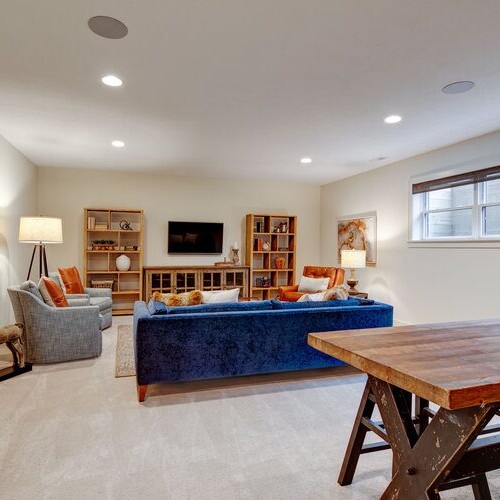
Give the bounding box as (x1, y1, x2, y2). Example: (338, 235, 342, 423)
(245, 214, 297, 300)
(84, 208, 143, 315)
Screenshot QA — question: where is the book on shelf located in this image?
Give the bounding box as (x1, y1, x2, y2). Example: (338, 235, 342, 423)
(87, 217, 96, 230)
(94, 223, 108, 230)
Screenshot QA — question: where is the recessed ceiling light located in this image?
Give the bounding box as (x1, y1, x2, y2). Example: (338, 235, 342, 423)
(300, 157, 312, 164)
(88, 16, 128, 39)
(384, 115, 402, 124)
(111, 140, 125, 148)
(442, 81, 475, 95)
(101, 75, 122, 87)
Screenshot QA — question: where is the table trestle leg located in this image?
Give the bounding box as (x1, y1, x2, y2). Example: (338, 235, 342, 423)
(369, 375, 498, 500)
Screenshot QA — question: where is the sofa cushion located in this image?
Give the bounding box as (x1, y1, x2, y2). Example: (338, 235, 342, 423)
(201, 288, 240, 303)
(38, 277, 68, 307)
(153, 290, 203, 307)
(147, 299, 273, 315)
(20, 280, 44, 302)
(58, 266, 85, 294)
(272, 299, 358, 310)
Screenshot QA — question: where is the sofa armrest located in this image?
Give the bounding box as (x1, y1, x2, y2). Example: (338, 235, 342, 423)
(278, 285, 299, 301)
(66, 293, 90, 299)
(84, 287, 112, 298)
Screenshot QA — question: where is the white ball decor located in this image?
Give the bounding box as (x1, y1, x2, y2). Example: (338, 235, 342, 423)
(116, 254, 131, 271)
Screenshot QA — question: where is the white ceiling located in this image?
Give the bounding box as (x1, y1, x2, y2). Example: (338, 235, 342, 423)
(2, 0, 500, 185)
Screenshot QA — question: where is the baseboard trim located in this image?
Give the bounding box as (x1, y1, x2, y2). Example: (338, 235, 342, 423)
(393, 319, 411, 326)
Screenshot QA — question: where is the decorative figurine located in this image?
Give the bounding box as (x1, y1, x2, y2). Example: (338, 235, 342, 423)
(119, 219, 132, 230)
(232, 242, 240, 265)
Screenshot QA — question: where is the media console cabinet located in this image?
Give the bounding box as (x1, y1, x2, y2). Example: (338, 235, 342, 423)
(143, 265, 250, 301)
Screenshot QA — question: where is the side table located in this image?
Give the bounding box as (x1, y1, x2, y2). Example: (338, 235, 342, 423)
(349, 292, 368, 299)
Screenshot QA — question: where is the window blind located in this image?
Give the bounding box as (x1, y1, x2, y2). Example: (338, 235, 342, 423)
(412, 165, 500, 195)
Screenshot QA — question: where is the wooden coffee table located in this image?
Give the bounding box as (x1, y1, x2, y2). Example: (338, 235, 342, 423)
(308, 319, 500, 499)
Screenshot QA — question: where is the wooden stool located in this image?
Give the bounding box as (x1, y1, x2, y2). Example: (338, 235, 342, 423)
(0, 323, 32, 381)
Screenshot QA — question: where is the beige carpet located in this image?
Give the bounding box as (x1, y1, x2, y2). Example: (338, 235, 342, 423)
(115, 324, 135, 377)
(1, 316, 498, 499)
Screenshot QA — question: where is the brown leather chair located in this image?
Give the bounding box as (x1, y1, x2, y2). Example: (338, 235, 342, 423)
(278, 266, 345, 302)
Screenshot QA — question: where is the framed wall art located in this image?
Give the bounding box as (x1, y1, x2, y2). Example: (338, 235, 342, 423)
(337, 211, 377, 265)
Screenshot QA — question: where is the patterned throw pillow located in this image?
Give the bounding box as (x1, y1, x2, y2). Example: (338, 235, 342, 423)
(38, 277, 69, 307)
(323, 286, 349, 301)
(153, 290, 203, 307)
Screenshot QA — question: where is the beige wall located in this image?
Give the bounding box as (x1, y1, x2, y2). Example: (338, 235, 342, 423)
(0, 135, 38, 322)
(321, 130, 500, 325)
(38, 168, 321, 282)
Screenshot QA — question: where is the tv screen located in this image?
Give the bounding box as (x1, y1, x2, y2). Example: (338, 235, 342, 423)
(168, 221, 223, 254)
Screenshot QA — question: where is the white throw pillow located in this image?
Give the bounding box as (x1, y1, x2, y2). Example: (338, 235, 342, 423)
(297, 275, 330, 293)
(201, 288, 240, 304)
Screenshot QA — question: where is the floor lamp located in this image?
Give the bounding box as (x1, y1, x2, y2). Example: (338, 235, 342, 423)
(19, 216, 63, 281)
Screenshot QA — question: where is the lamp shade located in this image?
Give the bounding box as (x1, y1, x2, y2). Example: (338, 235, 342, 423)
(341, 249, 366, 269)
(19, 217, 63, 244)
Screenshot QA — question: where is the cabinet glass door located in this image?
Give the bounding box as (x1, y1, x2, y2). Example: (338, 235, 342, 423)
(201, 271, 223, 290)
(175, 272, 197, 292)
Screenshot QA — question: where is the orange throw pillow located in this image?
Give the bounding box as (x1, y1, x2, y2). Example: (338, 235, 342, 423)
(38, 277, 69, 307)
(58, 266, 84, 294)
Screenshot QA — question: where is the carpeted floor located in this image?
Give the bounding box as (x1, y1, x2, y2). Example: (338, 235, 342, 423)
(1, 316, 499, 499)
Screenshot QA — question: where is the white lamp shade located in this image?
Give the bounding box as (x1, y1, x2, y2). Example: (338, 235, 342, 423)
(341, 249, 366, 269)
(19, 217, 63, 244)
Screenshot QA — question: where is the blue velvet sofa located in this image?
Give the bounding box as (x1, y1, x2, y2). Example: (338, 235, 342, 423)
(133, 298, 393, 401)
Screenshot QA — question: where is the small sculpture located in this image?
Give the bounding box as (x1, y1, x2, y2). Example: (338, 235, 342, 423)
(119, 219, 132, 230)
(231, 247, 240, 265)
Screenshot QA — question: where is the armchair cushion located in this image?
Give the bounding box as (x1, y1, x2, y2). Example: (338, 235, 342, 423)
(297, 276, 330, 293)
(68, 297, 91, 307)
(38, 277, 69, 307)
(279, 266, 346, 302)
(58, 266, 85, 294)
(84, 287, 112, 298)
(303, 266, 344, 289)
(20, 280, 44, 302)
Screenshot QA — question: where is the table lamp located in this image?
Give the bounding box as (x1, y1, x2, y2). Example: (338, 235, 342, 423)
(341, 249, 366, 294)
(19, 216, 63, 280)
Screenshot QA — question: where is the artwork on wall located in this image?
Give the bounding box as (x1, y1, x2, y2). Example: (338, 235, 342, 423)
(337, 211, 377, 265)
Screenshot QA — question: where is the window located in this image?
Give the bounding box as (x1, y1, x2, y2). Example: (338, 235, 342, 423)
(411, 166, 500, 240)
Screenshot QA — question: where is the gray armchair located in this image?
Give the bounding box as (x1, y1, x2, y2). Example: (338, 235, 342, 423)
(49, 272, 112, 329)
(7, 286, 102, 364)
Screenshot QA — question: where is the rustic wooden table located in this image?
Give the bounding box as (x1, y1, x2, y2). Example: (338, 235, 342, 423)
(308, 319, 500, 499)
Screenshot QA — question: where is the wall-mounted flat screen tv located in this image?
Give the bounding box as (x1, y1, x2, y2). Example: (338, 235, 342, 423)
(168, 221, 223, 254)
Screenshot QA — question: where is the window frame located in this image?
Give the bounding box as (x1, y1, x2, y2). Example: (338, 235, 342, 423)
(409, 163, 500, 245)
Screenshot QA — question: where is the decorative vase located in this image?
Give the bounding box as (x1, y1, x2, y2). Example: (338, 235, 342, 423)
(116, 254, 131, 271)
(275, 256, 286, 269)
